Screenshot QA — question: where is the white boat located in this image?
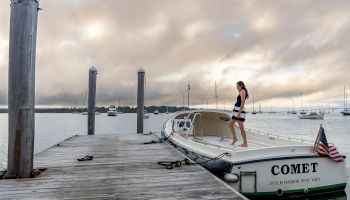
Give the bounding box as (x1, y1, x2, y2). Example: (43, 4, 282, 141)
(341, 110, 350, 116)
(298, 112, 324, 120)
(162, 110, 347, 198)
(252, 94, 257, 114)
(153, 109, 160, 115)
(107, 105, 117, 116)
(144, 110, 150, 119)
(300, 110, 307, 115)
(299, 94, 307, 115)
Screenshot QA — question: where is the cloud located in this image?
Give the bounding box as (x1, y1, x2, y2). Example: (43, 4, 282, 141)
(0, 0, 349, 109)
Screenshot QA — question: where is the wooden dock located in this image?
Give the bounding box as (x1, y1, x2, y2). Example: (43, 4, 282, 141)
(0, 133, 247, 200)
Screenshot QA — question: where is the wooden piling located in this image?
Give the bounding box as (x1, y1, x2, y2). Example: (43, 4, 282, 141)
(137, 68, 145, 134)
(7, 0, 39, 178)
(88, 67, 97, 135)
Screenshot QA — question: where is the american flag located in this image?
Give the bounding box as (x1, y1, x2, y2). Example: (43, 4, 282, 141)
(315, 126, 344, 162)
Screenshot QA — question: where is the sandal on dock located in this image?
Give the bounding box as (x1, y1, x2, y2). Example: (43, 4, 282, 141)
(77, 155, 93, 161)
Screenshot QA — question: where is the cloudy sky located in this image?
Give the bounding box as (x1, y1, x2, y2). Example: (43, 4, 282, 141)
(0, 0, 349, 111)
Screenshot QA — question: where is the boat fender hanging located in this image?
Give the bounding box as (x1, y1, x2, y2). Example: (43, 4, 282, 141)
(202, 159, 232, 175)
(304, 188, 309, 194)
(276, 189, 283, 197)
(224, 173, 239, 183)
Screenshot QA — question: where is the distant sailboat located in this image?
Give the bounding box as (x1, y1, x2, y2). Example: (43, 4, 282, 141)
(300, 94, 307, 114)
(166, 105, 169, 114)
(215, 81, 218, 110)
(268, 104, 276, 114)
(80, 90, 88, 115)
(144, 75, 150, 119)
(252, 94, 257, 114)
(153, 109, 160, 115)
(341, 86, 350, 116)
(117, 97, 123, 114)
(291, 100, 297, 114)
(258, 103, 263, 114)
(144, 109, 150, 119)
(72, 104, 80, 114)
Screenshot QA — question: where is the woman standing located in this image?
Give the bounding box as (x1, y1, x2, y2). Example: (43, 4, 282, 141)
(228, 81, 249, 147)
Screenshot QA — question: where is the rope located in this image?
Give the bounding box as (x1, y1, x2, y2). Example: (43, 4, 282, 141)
(143, 139, 161, 144)
(158, 159, 191, 169)
(144, 130, 230, 169)
(143, 130, 170, 144)
(143, 136, 167, 144)
(158, 152, 230, 169)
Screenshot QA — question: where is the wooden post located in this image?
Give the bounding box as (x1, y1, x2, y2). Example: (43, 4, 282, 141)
(137, 68, 145, 134)
(88, 67, 97, 135)
(7, 0, 39, 178)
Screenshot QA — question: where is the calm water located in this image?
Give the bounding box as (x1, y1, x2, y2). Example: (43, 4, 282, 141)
(0, 112, 349, 198)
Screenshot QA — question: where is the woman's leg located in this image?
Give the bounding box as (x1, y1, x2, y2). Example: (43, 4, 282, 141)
(228, 119, 238, 144)
(237, 121, 248, 147)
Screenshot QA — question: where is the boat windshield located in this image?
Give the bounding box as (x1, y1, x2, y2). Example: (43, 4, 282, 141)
(178, 120, 191, 128)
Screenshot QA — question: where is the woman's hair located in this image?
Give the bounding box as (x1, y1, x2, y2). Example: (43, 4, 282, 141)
(237, 81, 249, 99)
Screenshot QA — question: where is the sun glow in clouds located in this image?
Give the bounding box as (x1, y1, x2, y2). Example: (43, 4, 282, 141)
(0, 38, 7, 64)
(86, 23, 105, 39)
(0, 53, 3, 64)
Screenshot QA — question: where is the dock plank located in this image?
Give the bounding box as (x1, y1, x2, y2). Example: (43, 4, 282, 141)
(0, 133, 246, 200)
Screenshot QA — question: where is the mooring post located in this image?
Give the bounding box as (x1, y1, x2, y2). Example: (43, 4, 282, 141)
(137, 68, 145, 134)
(88, 67, 97, 135)
(7, 0, 39, 178)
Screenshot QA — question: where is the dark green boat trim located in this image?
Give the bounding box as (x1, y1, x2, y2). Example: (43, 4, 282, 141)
(243, 183, 347, 197)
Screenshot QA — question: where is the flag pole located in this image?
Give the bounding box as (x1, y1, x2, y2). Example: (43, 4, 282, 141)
(313, 124, 323, 153)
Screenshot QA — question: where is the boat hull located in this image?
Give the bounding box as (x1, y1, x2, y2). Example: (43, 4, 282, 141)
(162, 110, 347, 198)
(165, 134, 346, 198)
(230, 156, 346, 198)
(107, 111, 117, 116)
(298, 115, 324, 119)
(342, 111, 350, 116)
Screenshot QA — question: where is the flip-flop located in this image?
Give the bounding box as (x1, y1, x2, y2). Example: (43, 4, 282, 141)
(77, 155, 93, 161)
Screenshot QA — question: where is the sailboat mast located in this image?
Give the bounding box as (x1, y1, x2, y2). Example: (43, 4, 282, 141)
(346, 90, 348, 111)
(187, 84, 190, 110)
(118, 97, 120, 112)
(301, 94, 303, 111)
(259, 103, 261, 113)
(344, 86, 346, 111)
(215, 81, 218, 110)
(224, 100, 226, 112)
(253, 94, 255, 112)
(182, 94, 185, 111)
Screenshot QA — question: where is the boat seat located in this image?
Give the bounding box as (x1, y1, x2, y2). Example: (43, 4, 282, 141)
(176, 119, 193, 138)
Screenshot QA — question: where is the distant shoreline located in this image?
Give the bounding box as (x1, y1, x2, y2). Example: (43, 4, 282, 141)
(0, 106, 185, 114)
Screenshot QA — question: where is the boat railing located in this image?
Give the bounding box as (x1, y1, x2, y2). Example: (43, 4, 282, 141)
(246, 128, 314, 143)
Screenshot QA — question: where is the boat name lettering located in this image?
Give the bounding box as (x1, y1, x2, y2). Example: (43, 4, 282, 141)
(271, 162, 318, 175)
